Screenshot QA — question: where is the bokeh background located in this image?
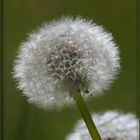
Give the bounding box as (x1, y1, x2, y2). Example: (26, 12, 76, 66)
(3, 0, 139, 140)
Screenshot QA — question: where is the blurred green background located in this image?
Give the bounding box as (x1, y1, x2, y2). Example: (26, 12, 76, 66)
(3, 0, 138, 140)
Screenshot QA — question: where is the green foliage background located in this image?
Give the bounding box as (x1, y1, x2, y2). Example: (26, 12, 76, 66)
(3, 0, 138, 140)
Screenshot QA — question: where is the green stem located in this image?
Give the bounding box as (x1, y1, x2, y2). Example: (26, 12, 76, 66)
(71, 89, 101, 140)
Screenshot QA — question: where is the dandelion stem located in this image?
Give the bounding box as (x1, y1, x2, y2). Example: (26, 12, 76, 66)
(71, 88, 101, 140)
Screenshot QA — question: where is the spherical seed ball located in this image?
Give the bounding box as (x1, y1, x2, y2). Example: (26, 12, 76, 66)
(14, 17, 120, 109)
(66, 111, 139, 140)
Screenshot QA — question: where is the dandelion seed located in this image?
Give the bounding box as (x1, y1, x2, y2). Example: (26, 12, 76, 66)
(13, 17, 120, 109)
(66, 111, 139, 140)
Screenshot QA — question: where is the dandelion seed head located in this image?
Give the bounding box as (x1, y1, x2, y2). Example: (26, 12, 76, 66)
(14, 17, 120, 109)
(66, 111, 139, 140)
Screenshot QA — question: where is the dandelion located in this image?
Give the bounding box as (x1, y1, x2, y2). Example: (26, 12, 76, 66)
(66, 111, 139, 140)
(13, 16, 120, 139)
(14, 17, 120, 108)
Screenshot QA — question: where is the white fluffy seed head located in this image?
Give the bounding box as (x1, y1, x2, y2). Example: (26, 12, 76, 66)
(66, 111, 139, 140)
(13, 17, 120, 109)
